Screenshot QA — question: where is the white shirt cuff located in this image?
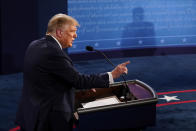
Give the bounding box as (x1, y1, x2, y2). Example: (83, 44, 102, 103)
(107, 72, 114, 84)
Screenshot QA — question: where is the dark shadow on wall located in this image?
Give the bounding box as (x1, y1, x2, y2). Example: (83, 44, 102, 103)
(121, 7, 156, 51)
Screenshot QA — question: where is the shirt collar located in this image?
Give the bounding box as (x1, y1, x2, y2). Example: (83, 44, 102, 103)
(48, 34, 62, 50)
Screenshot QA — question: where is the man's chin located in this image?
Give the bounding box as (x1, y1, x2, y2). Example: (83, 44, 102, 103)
(63, 44, 72, 48)
(69, 44, 72, 47)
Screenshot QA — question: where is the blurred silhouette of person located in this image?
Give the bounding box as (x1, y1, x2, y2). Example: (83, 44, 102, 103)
(121, 7, 156, 48)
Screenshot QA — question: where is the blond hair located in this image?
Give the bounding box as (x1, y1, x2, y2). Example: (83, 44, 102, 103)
(46, 13, 79, 34)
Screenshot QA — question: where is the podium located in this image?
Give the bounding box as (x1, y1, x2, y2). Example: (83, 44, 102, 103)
(74, 79, 158, 131)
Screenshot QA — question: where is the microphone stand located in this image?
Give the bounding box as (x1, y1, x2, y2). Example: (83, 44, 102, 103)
(93, 49, 136, 102)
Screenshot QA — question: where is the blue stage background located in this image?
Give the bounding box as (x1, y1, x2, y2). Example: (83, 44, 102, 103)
(68, 0, 196, 53)
(1, 0, 196, 130)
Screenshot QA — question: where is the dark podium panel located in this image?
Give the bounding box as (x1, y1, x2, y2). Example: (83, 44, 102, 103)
(74, 80, 158, 131)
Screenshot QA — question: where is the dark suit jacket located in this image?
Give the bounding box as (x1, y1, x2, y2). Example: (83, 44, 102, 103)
(16, 35, 109, 131)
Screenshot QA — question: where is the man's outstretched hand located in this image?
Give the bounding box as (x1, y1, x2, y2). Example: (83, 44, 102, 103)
(111, 61, 130, 79)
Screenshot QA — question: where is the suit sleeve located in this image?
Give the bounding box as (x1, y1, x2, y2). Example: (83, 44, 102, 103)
(44, 47, 109, 90)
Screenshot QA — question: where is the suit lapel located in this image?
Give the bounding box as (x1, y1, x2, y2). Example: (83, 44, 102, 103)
(45, 35, 73, 65)
(63, 51, 73, 65)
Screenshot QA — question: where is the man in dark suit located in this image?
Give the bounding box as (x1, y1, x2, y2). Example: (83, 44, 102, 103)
(16, 14, 130, 131)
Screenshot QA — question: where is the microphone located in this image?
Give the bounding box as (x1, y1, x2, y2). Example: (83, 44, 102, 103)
(86, 46, 136, 101)
(86, 46, 94, 51)
(86, 46, 115, 67)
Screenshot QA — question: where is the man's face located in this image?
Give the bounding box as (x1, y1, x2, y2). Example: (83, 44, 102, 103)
(58, 24, 77, 48)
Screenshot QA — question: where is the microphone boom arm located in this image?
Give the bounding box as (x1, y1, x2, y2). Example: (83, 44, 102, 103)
(87, 47, 136, 101)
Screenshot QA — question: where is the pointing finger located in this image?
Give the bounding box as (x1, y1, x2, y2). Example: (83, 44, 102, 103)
(121, 61, 130, 66)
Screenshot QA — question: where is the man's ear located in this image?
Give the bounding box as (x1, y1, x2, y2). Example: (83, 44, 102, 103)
(56, 29, 62, 38)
